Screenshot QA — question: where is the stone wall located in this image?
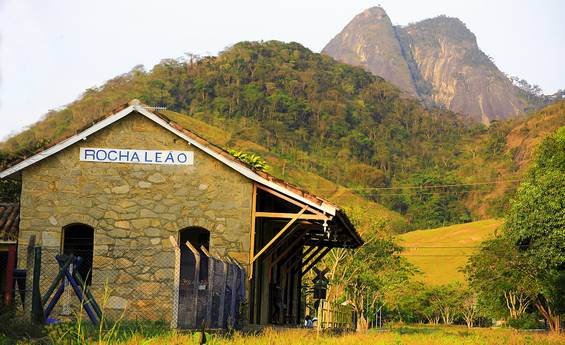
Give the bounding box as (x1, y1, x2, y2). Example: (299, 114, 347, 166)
(17, 112, 253, 321)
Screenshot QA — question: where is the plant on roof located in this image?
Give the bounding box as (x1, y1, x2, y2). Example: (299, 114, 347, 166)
(228, 149, 270, 172)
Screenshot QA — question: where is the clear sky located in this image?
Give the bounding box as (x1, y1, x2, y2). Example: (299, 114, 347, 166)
(0, 0, 563, 139)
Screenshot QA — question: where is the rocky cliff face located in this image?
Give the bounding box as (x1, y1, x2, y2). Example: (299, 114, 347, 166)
(323, 7, 418, 96)
(323, 7, 528, 123)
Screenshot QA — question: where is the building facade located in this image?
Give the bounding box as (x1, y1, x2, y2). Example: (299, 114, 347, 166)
(0, 101, 362, 327)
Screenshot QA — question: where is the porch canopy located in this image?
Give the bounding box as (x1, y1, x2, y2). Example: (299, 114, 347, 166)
(248, 181, 362, 326)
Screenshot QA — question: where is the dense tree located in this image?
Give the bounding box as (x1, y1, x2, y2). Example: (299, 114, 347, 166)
(1, 41, 563, 229)
(503, 126, 565, 333)
(323, 210, 415, 329)
(465, 237, 535, 320)
(467, 126, 565, 333)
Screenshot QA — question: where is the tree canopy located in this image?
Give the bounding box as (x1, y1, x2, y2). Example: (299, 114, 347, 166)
(467, 126, 565, 333)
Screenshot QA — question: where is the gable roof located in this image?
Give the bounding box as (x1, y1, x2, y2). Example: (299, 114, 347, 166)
(1, 101, 339, 216)
(1, 100, 363, 246)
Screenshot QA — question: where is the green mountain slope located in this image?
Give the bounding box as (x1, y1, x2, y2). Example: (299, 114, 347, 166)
(1, 41, 563, 231)
(160, 110, 408, 232)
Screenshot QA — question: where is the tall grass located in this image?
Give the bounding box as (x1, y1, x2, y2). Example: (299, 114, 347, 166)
(99, 326, 564, 345)
(45, 279, 172, 344)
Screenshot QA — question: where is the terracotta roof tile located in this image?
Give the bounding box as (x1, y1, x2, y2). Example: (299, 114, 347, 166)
(154, 110, 336, 210)
(0, 203, 19, 242)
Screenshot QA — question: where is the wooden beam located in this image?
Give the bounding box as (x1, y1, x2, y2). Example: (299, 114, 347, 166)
(269, 231, 308, 270)
(200, 245, 210, 257)
(249, 183, 257, 280)
(301, 247, 332, 276)
(185, 241, 199, 256)
(280, 244, 307, 271)
(295, 246, 324, 273)
(256, 184, 327, 217)
(251, 207, 306, 263)
(255, 212, 329, 221)
(282, 240, 321, 271)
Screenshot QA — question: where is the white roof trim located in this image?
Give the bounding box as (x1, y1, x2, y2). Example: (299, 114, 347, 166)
(0, 105, 336, 215)
(0, 105, 136, 179)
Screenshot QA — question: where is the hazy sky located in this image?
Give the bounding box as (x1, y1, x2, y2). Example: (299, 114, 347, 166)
(1, 0, 563, 139)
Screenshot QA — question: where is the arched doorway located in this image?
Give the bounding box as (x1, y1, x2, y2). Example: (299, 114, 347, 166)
(179, 227, 210, 253)
(178, 226, 210, 328)
(62, 223, 94, 285)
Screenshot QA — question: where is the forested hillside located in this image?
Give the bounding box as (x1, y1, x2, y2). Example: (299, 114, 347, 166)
(1, 41, 563, 231)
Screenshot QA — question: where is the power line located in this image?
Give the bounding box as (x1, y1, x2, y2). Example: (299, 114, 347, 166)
(360, 189, 502, 196)
(402, 246, 481, 249)
(309, 178, 523, 193)
(343, 179, 522, 191)
(398, 254, 474, 257)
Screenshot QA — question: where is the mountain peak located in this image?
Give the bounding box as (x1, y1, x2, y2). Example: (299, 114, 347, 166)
(323, 8, 531, 123)
(322, 6, 418, 96)
(360, 6, 388, 18)
(406, 15, 476, 42)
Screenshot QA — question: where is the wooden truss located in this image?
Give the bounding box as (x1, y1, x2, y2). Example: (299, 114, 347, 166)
(248, 183, 332, 279)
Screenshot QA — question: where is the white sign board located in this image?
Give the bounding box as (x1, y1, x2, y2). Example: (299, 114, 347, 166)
(80, 148, 194, 165)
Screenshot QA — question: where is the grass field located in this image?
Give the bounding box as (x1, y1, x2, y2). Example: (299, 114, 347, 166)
(6, 323, 564, 345)
(83, 326, 564, 345)
(397, 219, 503, 285)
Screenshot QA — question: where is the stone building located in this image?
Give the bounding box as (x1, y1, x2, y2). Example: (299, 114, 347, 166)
(0, 100, 362, 327)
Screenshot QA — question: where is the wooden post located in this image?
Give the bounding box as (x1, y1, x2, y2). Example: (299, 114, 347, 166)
(24, 235, 36, 314)
(186, 241, 201, 328)
(3, 245, 16, 305)
(229, 263, 237, 327)
(169, 236, 180, 329)
(249, 184, 257, 280)
(218, 258, 228, 328)
(31, 247, 43, 324)
(203, 248, 214, 328)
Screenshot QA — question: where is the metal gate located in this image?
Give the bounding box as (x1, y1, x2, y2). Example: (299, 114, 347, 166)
(176, 242, 245, 329)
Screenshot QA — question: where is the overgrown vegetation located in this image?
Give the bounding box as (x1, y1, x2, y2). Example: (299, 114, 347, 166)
(227, 150, 269, 171)
(2, 41, 560, 230)
(465, 127, 565, 333)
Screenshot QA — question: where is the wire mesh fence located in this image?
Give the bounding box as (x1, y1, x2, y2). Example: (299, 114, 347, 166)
(1, 244, 246, 330)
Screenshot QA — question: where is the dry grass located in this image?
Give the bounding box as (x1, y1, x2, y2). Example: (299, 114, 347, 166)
(110, 326, 564, 345)
(397, 219, 503, 285)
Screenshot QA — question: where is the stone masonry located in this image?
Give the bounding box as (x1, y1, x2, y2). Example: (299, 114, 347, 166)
(17, 112, 253, 321)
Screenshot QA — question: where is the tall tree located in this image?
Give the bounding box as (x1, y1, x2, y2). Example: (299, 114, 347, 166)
(503, 126, 565, 333)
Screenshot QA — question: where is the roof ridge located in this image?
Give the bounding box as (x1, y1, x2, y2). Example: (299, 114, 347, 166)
(151, 109, 338, 210)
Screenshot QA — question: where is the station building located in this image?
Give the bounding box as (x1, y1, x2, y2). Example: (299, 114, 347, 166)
(0, 100, 362, 327)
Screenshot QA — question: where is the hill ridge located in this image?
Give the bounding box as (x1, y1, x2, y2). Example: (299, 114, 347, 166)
(1, 41, 563, 231)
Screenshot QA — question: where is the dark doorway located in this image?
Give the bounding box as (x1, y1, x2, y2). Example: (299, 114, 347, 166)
(62, 224, 94, 285)
(179, 227, 210, 253)
(0, 251, 7, 305)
